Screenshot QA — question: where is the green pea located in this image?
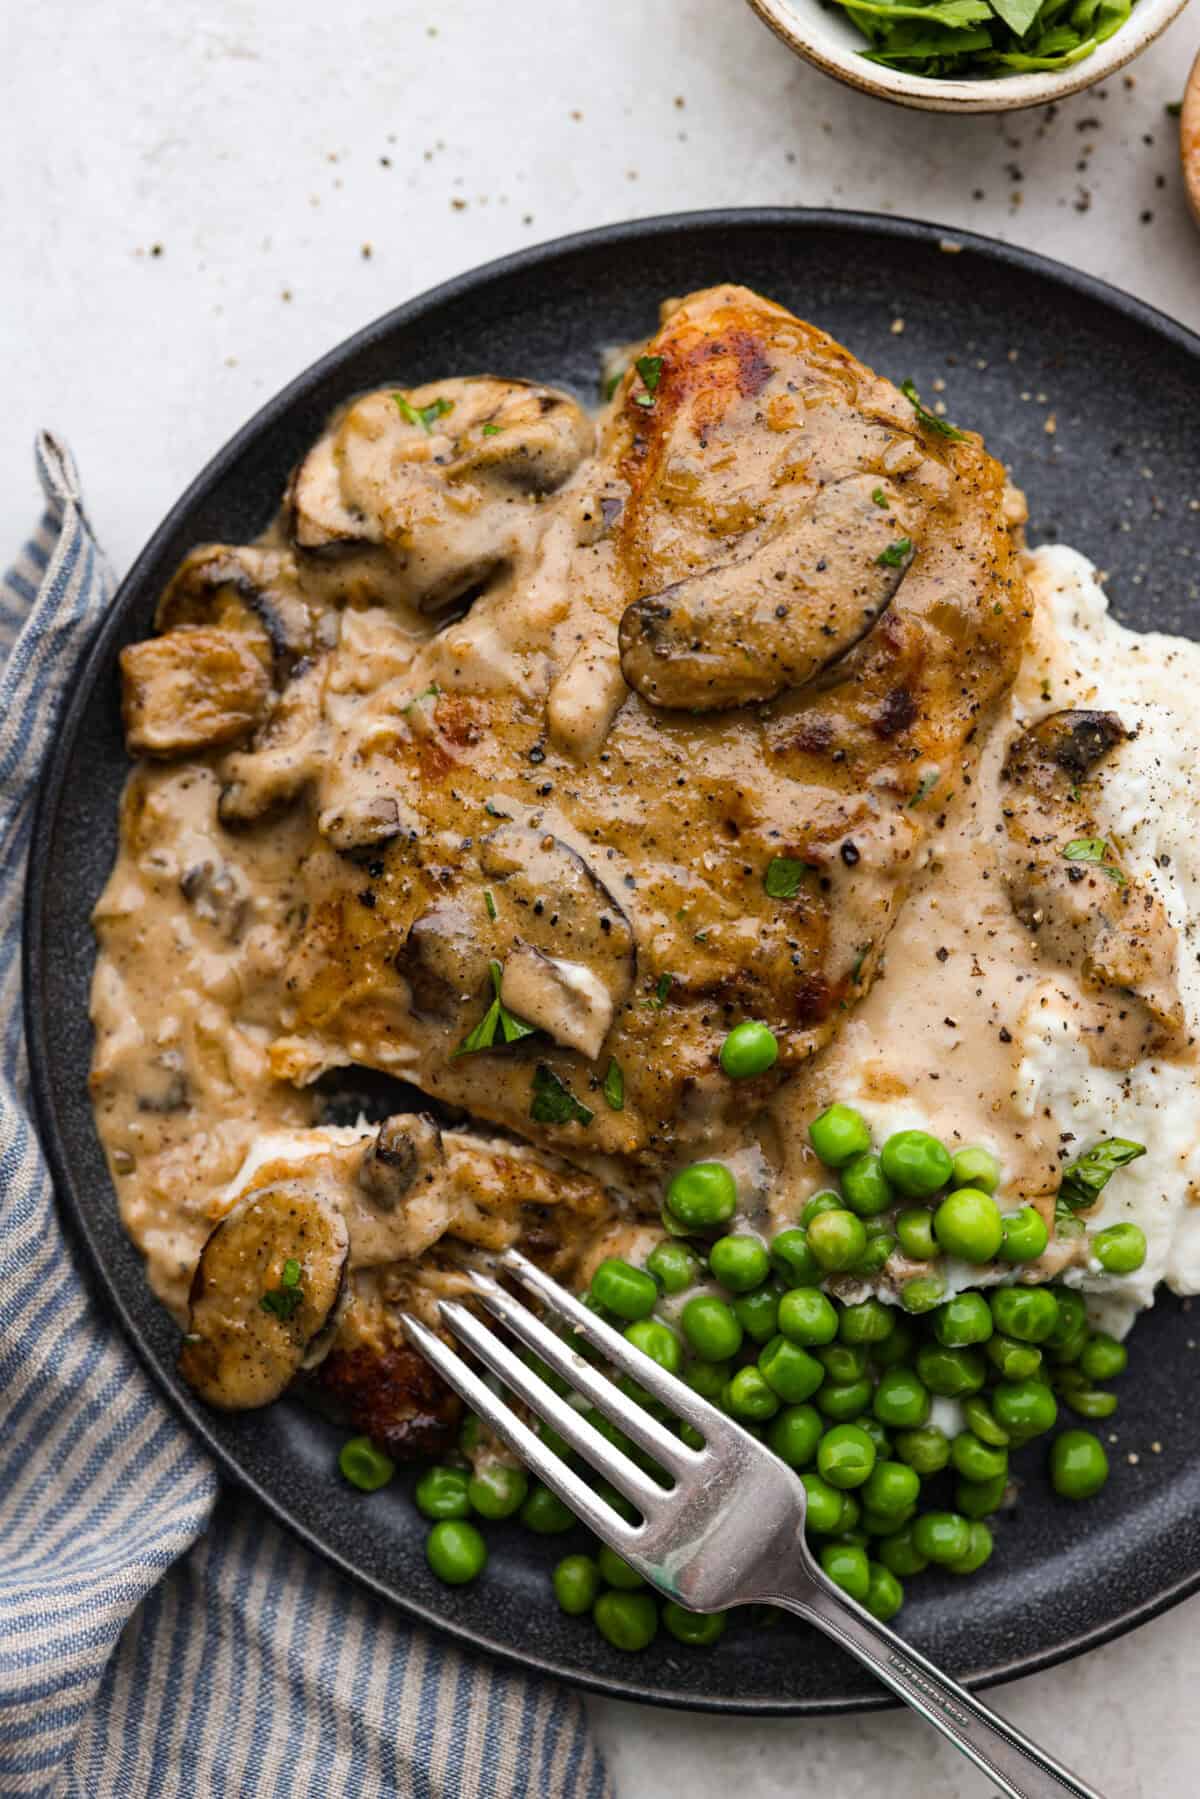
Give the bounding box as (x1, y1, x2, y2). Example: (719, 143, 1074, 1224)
(770, 1227, 821, 1288)
(665, 1161, 738, 1230)
(872, 1318, 916, 1368)
(861, 1459, 921, 1517)
(1092, 1223, 1147, 1275)
(893, 1425, 951, 1477)
(734, 1283, 782, 1344)
(895, 1207, 937, 1260)
(933, 1188, 1004, 1263)
(820, 1541, 871, 1602)
(553, 1554, 600, 1615)
(1079, 1333, 1128, 1383)
(963, 1394, 1010, 1448)
(414, 1465, 472, 1520)
(912, 1510, 972, 1566)
(934, 1292, 993, 1349)
(645, 1239, 701, 1295)
(985, 1333, 1043, 1381)
(767, 1403, 824, 1467)
(624, 1317, 683, 1377)
(1050, 1428, 1110, 1499)
(839, 1298, 896, 1345)
(681, 1295, 743, 1361)
(853, 1232, 897, 1277)
(999, 1206, 1049, 1264)
(709, 1233, 770, 1293)
(992, 1378, 1058, 1440)
(877, 1522, 929, 1576)
(851, 1413, 893, 1458)
(956, 1471, 1008, 1518)
(801, 1470, 846, 1533)
(682, 1358, 731, 1403)
(808, 1102, 872, 1168)
(946, 1519, 994, 1575)
(916, 1342, 987, 1399)
(467, 1462, 529, 1520)
(873, 1367, 931, 1430)
(679, 1421, 706, 1451)
(591, 1257, 659, 1321)
(881, 1129, 954, 1198)
(1045, 1289, 1088, 1350)
(840, 1152, 894, 1218)
(817, 1341, 868, 1384)
(816, 1376, 874, 1421)
(900, 1275, 946, 1315)
(720, 1019, 779, 1080)
(339, 1436, 396, 1494)
(596, 1544, 645, 1590)
(1055, 1375, 1118, 1421)
(519, 1482, 576, 1534)
(950, 1146, 1001, 1194)
(801, 1190, 844, 1226)
(807, 1209, 868, 1273)
(865, 1561, 905, 1621)
(777, 1286, 839, 1346)
(662, 1601, 727, 1646)
(990, 1285, 1059, 1344)
(817, 1423, 878, 1490)
(950, 1431, 1008, 1483)
(723, 1366, 780, 1422)
(861, 1505, 916, 1537)
(593, 1590, 658, 1652)
(426, 1519, 487, 1585)
(759, 1335, 826, 1404)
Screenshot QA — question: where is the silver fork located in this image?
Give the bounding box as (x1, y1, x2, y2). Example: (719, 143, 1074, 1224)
(402, 1248, 1104, 1799)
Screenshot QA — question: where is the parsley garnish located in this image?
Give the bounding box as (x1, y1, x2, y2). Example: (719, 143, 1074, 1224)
(1062, 838, 1126, 884)
(851, 942, 873, 982)
(645, 972, 673, 1008)
(403, 683, 441, 713)
(877, 537, 912, 568)
(636, 355, 663, 393)
(454, 961, 537, 1057)
(261, 1257, 304, 1320)
(909, 769, 940, 809)
(483, 888, 497, 921)
(530, 1063, 594, 1127)
(1058, 1138, 1146, 1212)
(901, 380, 966, 442)
(872, 487, 890, 508)
(602, 1059, 625, 1111)
(481, 423, 503, 436)
(394, 393, 455, 433)
(764, 856, 813, 899)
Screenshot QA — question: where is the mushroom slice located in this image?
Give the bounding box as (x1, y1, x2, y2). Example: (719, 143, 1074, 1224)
(1001, 708, 1186, 1053)
(218, 653, 327, 825)
(399, 900, 494, 1018)
(178, 1183, 349, 1410)
(479, 822, 636, 1054)
(359, 1113, 445, 1209)
(155, 544, 315, 671)
(618, 475, 914, 711)
(121, 628, 271, 758)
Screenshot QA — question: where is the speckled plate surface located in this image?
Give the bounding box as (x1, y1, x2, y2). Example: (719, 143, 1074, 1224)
(24, 209, 1200, 1713)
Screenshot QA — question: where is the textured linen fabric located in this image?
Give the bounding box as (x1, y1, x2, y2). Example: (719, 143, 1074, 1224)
(0, 437, 611, 1799)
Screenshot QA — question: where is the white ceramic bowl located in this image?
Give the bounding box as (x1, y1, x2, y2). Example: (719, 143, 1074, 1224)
(745, 0, 1193, 112)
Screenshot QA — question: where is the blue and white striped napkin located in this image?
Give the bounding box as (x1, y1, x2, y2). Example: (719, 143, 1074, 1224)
(0, 436, 611, 1799)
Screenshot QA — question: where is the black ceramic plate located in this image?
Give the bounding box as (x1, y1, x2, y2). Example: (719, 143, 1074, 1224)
(25, 210, 1200, 1713)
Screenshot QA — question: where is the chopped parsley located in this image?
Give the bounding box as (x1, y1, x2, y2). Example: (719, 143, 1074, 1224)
(261, 1257, 304, 1320)
(900, 380, 966, 443)
(851, 942, 873, 982)
(483, 888, 498, 921)
(877, 537, 912, 568)
(481, 422, 503, 436)
(1058, 1137, 1146, 1212)
(530, 1063, 594, 1127)
(635, 355, 663, 393)
(394, 393, 455, 433)
(831, 0, 1137, 83)
(454, 961, 538, 1057)
(403, 683, 441, 713)
(764, 856, 813, 900)
(872, 487, 890, 508)
(909, 769, 940, 809)
(645, 972, 673, 1008)
(1062, 837, 1126, 884)
(602, 1059, 625, 1112)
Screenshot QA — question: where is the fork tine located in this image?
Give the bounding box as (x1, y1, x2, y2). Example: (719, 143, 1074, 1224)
(498, 1248, 733, 1436)
(400, 1313, 641, 1547)
(466, 1267, 695, 1475)
(437, 1300, 668, 1514)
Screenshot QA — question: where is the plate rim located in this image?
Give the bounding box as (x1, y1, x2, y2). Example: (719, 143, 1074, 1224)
(23, 205, 1200, 1715)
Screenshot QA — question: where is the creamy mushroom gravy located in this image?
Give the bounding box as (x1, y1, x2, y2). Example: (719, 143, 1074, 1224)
(89, 296, 1200, 1428)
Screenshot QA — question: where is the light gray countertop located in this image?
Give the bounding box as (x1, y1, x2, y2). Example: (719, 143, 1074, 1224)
(6, 2, 1200, 1792)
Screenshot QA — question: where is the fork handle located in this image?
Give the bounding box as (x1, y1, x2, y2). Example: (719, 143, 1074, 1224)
(776, 1574, 1104, 1799)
